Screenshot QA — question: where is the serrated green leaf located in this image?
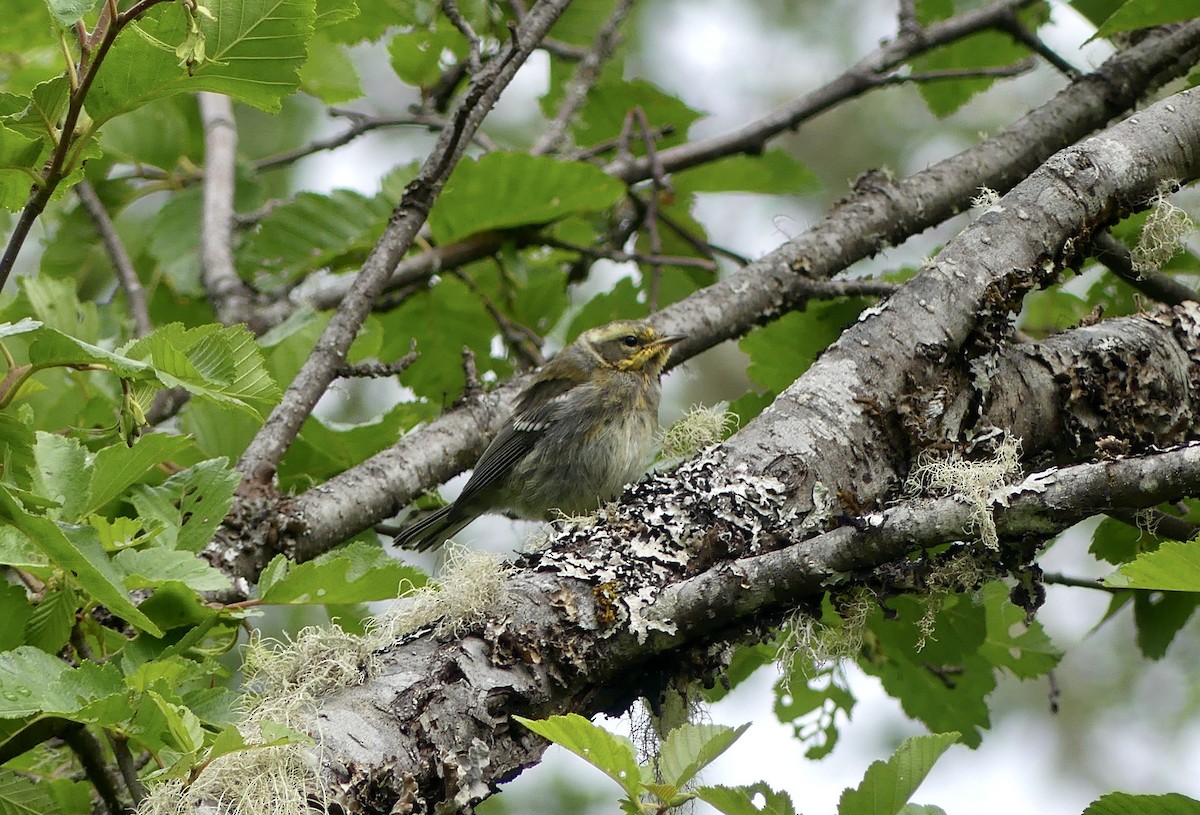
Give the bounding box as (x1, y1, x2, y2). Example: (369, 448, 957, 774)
(0, 765, 72, 815)
(0, 487, 162, 636)
(1094, 0, 1198, 37)
(859, 594, 991, 747)
(428, 152, 626, 243)
(130, 458, 240, 552)
(85, 432, 191, 516)
(1106, 540, 1200, 591)
(0, 411, 35, 490)
(0, 123, 42, 211)
(696, 783, 798, 815)
(1089, 515, 1154, 565)
(21, 276, 100, 340)
(658, 722, 750, 788)
(978, 582, 1060, 678)
(299, 31, 361, 102)
(0, 584, 32, 651)
(28, 431, 88, 521)
(257, 540, 424, 604)
(1083, 791, 1200, 815)
(673, 151, 819, 196)
(388, 22, 466, 87)
(238, 189, 391, 281)
(88, 0, 317, 121)
(837, 732, 960, 815)
(24, 585, 75, 654)
(514, 713, 641, 798)
(0, 646, 127, 721)
(44, 0, 100, 27)
(114, 547, 232, 593)
(910, 18, 1035, 117)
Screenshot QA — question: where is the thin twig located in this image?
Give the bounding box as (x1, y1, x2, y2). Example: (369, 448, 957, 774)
(1107, 507, 1200, 543)
(877, 57, 1037, 85)
(1041, 572, 1117, 591)
(455, 270, 544, 368)
(198, 92, 257, 328)
(461, 345, 482, 399)
(76, 180, 151, 337)
(335, 340, 419, 379)
(603, 0, 1040, 184)
(442, 0, 482, 71)
(998, 12, 1082, 79)
(543, 237, 719, 272)
(531, 0, 635, 155)
(1091, 231, 1199, 306)
(897, 0, 920, 35)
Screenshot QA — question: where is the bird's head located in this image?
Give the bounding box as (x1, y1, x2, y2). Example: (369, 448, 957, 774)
(578, 319, 687, 376)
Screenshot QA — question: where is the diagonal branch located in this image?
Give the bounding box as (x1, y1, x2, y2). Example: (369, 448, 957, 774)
(234, 0, 576, 489)
(198, 92, 259, 329)
(76, 179, 151, 337)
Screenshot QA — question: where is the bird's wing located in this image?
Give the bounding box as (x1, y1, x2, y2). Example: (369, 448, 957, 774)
(452, 375, 580, 509)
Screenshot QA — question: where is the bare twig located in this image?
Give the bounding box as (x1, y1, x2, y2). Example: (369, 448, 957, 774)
(603, 0, 1040, 184)
(109, 733, 147, 806)
(63, 726, 124, 815)
(76, 180, 151, 337)
(877, 57, 1037, 85)
(335, 341, 419, 379)
(455, 270, 544, 368)
(198, 92, 258, 328)
(235, 0, 575, 488)
(997, 12, 1082, 79)
(531, 0, 635, 155)
(442, 0, 482, 71)
(1041, 572, 1115, 591)
(1107, 507, 1200, 543)
(461, 345, 482, 399)
(543, 237, 719, 272)
(1091, 231, 1199, 305)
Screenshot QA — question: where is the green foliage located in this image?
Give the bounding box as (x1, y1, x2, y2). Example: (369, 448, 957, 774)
(1106, 539, 1200, 591)
(1084, 791, 1200, 815)
(837, 732, 960, 815)
(258, 540, 427, 604)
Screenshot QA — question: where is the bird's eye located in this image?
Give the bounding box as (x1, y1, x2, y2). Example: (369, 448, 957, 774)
(622, 335, 640, 348)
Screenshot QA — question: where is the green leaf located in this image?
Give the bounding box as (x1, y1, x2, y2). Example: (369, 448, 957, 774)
(44, 0, 101, 27)
(1106, 540, 1200, 591)
(428, 152, 626, 243)
(24, 585, 75, 654)
(673, 151, 819, 196)
(741, 299, 870, 394)
(860, 594, 992, 747)
(513, 713, 641, 798)
(1089, 515, 1157, 565)
(28, 431, 88, 521)
(114, 547, 232, 593)
(1133, 590, 1200, 660)
(0, 487, 162, 636)
(1094, 0, 1199, 37)
(299, 31, 361, 102)
(659, 723, 750, 788)
(88, 0, 317, 121)
(837, 732, 960, 815)
(0, 123, 42, 211)
(122, 323, 281, 416)
(0, 411, 35, 490)
(85, 432, 191, 516)
(0, 584, 32, 651)
(977, 582, 1060, 678)
(238, 189, 391, 281)
(0, 766, 74, 815)
(696, 783, 798, 815)
(257, 540, 425, 604)
(774, 664, 857, 759)
(0, 646, 127, 721)
(130, 459, 241, 552)
(1083, 792, 1200, 815)
(388, 22, 467, 87)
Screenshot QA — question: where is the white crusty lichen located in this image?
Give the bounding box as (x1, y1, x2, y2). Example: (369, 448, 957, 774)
(1132, 185, 1195, 276)
(138, 548, 510, 815)
(906, 435, 1022, 550)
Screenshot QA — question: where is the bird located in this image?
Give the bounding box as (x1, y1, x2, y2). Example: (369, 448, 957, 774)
(393, 319, 686, 551)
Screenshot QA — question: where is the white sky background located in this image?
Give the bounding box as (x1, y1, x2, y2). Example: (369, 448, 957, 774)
(297, 1, 1200, 813)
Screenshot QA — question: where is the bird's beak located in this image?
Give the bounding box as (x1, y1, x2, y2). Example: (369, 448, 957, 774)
(652, 333, 687, 358)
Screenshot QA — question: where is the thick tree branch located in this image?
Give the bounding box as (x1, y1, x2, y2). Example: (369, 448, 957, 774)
(283, 90, 1200, 811)
(262, 24, 1200, 570)
(233, 0, 575, 488)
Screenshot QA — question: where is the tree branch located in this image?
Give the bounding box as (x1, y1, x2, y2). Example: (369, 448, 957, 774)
(198, 92, 258, 329)
(1090, 230, 1199, 305)
(234, 0, 576, 488)
(76, 179, 151, 337)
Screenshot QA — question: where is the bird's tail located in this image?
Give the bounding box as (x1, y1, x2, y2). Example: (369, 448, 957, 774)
(392, 505, 472, 551)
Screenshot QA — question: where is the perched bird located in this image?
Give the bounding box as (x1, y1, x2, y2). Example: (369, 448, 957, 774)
(393, 319, 686, 551)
